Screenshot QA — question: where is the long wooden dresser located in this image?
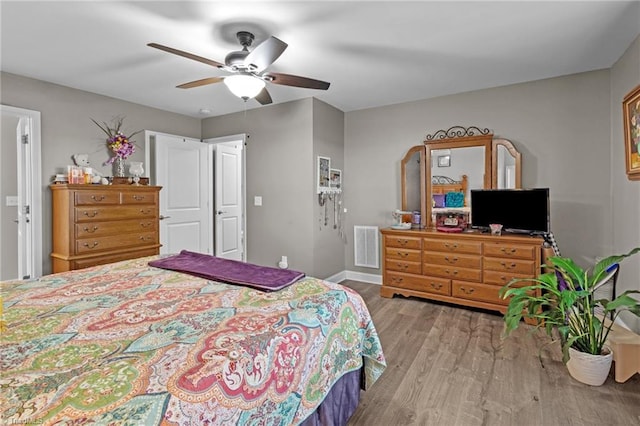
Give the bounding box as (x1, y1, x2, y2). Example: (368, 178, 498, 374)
(51, 184, 161, 273)
(380, 228, 544, 315)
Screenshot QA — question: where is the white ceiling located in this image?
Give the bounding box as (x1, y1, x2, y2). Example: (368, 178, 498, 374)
(1, 1, 638, 118)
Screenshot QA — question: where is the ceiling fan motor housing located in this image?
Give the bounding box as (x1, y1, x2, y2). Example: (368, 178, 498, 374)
(225, 31, 256, 70)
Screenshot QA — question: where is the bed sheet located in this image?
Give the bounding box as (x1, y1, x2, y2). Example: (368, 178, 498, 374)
(0, 256, 385, 425)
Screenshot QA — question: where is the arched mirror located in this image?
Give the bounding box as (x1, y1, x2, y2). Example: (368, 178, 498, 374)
(492, 138, 522, 189)
(401, 146, 425, 224)
(399, 126, 523, 229)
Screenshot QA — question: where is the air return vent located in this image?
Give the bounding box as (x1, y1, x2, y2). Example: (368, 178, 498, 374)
(354, 226, 379, 268)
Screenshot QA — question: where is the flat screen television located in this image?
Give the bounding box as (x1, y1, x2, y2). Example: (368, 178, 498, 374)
(470, 188, 550, 234)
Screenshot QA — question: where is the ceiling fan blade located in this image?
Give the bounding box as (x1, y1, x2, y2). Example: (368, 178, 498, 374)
(176, 77, 224, 89)
(244, 36, 288, 72)
(265, 72, 330, 90)
(254, 87, 273, 105)
(148, 43, 224, 68)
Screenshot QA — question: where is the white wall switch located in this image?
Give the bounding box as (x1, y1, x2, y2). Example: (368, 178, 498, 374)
(254, 196, 262, 206)
(6, 196, 18, 207)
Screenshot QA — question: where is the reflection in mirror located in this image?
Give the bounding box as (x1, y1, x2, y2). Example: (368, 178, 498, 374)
(401, 146, 425, 225)
(424, 135, 492, 228)
(492, 139, 522, 189)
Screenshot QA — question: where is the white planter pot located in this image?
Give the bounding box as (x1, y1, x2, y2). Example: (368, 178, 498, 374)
(566, 346, 613, 386)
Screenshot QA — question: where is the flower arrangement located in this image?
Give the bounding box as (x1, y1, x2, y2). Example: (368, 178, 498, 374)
(500, 247, 640, 364)
(91, 116, 142, 165)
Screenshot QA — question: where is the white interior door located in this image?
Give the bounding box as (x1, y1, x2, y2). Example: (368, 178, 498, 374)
(0, 105, 41, 280)
(204, 136, 245, 262)
(153, 133, 212, 254)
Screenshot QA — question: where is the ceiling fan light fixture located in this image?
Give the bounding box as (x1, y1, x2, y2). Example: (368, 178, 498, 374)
(224, 74, 265, 100)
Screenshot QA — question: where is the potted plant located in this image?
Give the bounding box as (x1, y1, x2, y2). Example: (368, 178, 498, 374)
(499, 247, 640, 386)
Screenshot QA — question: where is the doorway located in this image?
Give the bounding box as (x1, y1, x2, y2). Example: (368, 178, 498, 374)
(0, 105, 42, 280)
(145, 131, 246, 261)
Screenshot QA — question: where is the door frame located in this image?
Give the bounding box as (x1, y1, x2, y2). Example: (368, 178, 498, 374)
(1, 105, 42, 279)
(204, 134, 247, 262)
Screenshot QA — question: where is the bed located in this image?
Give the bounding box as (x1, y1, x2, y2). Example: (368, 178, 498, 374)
(0, 254, 386, 425)
(431, 175, 470, 225)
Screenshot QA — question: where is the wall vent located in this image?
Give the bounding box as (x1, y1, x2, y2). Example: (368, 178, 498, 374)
(354, 226, 379, 268)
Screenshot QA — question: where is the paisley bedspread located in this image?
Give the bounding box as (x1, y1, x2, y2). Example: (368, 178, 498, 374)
(0, 256, 386, 425)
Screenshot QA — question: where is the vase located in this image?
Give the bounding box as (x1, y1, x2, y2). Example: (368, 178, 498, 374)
(114, 157, 126, 178)
(566, 346, 613, 386)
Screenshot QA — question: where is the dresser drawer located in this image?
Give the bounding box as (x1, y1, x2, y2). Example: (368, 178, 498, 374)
(385, 235, 421, 250)
(424, 264, 482, 282)
(75, 206, 157, 222)
(75, 219, 157, 238)
(484, 257, 536, 275)
(423, 238, 482, 255)
(452, 281, 505, 305)
(484, 270, 536, 286)
(385, 271, 451, 296)
(484, 243, 538, 260)
(74, 191, 120, 205)
(423, 251, 481, 269)
(386, 259, 422, 274)
(73, 247, 159, 270)
(76, 232, 158, 254)
(121, 191, 158, 205)
(385, 248, 421, 262)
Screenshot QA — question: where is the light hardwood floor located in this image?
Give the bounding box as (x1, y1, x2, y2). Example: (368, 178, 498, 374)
(343, 281, 640, 426)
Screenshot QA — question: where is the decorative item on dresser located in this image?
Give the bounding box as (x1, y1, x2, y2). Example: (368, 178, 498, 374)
(380, 228, 544, 318)
(50, 184, 161, 272)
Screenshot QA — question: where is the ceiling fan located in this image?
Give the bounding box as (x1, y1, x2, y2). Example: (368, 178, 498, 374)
(148, 31, 330, 105)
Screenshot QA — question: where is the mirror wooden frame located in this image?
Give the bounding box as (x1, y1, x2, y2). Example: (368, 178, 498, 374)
(492, 138, 522, 189)
(401, 145, 426, 227)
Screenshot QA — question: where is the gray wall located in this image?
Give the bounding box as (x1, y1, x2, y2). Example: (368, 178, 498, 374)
(312, 98, 345, 278)
(0, 72, 201, 274)
(344, 70, 612, 276)
(611, 34, 640, 331)
(202, 99, 316, 274)
(1, 115, 19, 279)
(202, 98, 345, 278)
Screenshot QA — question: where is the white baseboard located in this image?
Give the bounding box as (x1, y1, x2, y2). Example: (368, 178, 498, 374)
(324, 270, 382, 285)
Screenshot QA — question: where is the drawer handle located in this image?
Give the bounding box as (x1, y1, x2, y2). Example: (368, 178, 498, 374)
(396, 239, 408, 246)
(397, 263, 408, 270)
(140, 209, 152, 215)
(90, 195, 105, 202)
(445, 269, 459, 275)
(83, 211, 98, 218)
(140, 222, 152, 228)
(83, 225, 99, 233)
(444, 243, 459, 250)
(83, 241, 99, 249)
(133, 195, 145, 201)
(391, 277, 404, 284)
(430, 282, 442, 290)
(459, 287, 475, 295)
(397, 252, 408, 258)
(500, 247, 517, 254)
(500, 261, 517, 270)
(139, 236, 153, 241)
(444, 256, 458, 264)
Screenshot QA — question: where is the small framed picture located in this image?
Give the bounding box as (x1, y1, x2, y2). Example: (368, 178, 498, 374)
(330, 168, 342, 189)
(438, 155, 451, 167)
(317, 156, 331, 193)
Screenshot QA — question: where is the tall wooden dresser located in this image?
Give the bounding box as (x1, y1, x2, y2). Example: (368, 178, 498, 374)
(380, 228, 544, 316)
(50, 184, 161, 273)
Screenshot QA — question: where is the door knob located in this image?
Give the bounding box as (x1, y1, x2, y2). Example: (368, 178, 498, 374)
(159, 215, 171, 220)
(217, 210, 227, 215)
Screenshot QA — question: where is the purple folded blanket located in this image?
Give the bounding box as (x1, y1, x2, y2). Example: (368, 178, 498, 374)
(148, 250, 305, 291)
